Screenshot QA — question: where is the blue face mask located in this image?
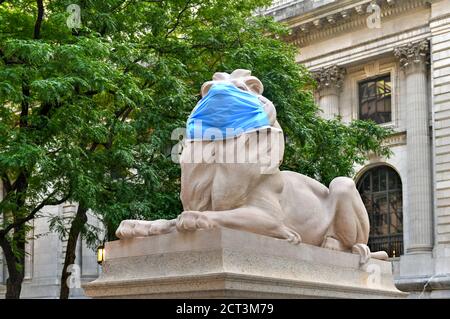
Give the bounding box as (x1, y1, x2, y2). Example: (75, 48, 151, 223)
(186, 83, 270, 141)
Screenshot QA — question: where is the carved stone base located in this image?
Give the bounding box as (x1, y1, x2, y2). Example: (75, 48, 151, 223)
(83, 228, 407, 299)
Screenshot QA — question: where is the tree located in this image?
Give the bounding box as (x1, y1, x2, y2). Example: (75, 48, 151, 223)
(0, 0, 391, 298)
(0, 0, 179, 298)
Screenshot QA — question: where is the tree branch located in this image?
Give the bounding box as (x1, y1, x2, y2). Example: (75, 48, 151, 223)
(34, 0, 44, 39)
(10, 171, 27, 192)
(1, 174, 12, 194)
(110, 0, 133, 13)
(120, 107, 133, 122)
(0, 190, 71, 238)
(0, 48, 26, 65)
(165, 0, 192, 38)
(45, 147, 63, 156)
(20, 82, 30, 128)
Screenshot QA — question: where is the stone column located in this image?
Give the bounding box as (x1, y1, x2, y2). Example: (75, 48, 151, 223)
(313, 65, 345, 120)
(430, 0, 450, 283)
(394, 40, 433, 254)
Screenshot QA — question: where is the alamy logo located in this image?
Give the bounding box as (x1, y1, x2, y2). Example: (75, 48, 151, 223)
(66, 264, 81, 289)
(367, 3, 381, 29)
(66, 4, 82, 30)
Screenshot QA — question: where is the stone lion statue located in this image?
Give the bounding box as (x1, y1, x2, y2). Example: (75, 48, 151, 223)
(116, 69, 388, 263)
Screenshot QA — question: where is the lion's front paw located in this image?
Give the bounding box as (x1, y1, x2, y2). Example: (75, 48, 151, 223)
(147, 219, 176, 235)
(176, 211, 216, 232)
(116, 219, 176, 239)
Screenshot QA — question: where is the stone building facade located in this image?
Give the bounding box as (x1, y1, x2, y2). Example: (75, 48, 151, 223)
(1, 0, 450, 299)
(0, 197, 101, 298)
(264, 0, 450, 297)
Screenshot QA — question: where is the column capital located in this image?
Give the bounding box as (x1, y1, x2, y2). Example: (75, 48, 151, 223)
(394, 40, 430, 71)
(312, 65, 346, 94)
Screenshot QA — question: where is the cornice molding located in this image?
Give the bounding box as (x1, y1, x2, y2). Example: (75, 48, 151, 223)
(270, 0, 432, 47)
(301, 25, 430, 70)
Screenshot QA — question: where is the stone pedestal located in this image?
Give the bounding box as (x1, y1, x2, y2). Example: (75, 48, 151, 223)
(84, 228, 407, 299)
(0, 285, 5, 299)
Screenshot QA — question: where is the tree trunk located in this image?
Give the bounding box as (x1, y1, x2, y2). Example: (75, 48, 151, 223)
(34, 0, 44, 39)
(59, 204, 88, 299)
(0, 234, 25, 299)
(5, 272, 24, 299)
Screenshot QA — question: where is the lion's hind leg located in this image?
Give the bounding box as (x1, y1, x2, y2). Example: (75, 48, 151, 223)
(322, 177, 390, 263)
(322, 177, 370, 251)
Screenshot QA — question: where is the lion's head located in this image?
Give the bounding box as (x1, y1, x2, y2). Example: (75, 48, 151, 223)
(199, 69, 277, 126)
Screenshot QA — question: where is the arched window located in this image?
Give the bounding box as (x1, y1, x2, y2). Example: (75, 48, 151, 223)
(357, 166, 403, 258)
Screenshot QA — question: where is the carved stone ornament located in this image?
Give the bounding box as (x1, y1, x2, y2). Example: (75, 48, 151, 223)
(393, 40, 430, 69)
(313, 65, 346, 91)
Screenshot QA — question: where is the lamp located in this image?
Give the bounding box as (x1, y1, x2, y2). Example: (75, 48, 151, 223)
(97, 244, 105, 265)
